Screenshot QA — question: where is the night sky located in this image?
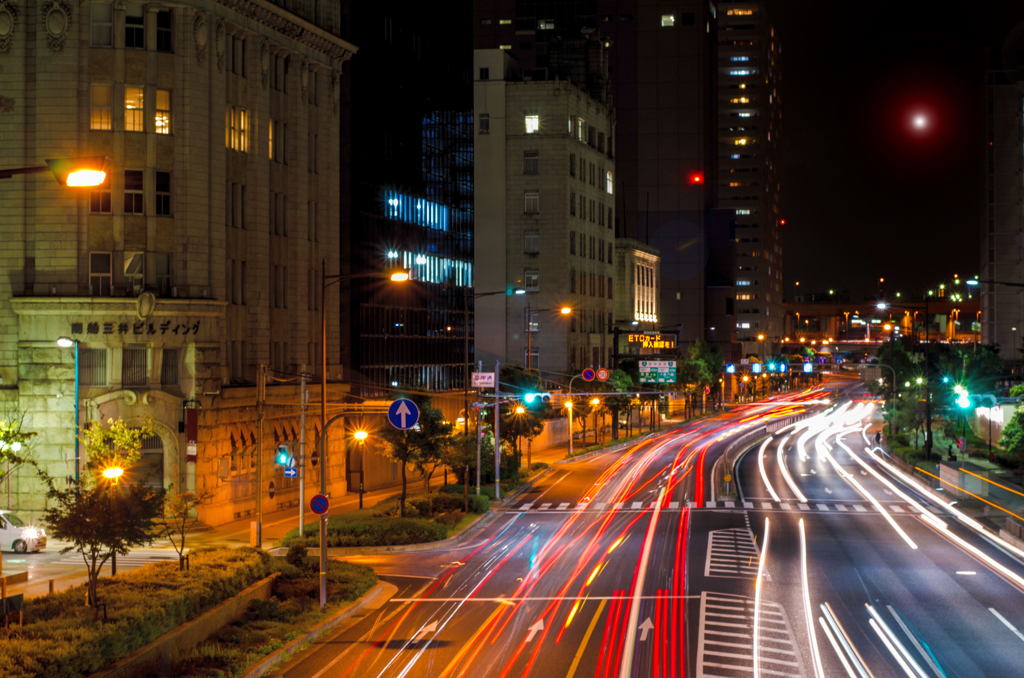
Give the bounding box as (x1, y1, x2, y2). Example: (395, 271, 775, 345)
(776, 1, 1024, 300)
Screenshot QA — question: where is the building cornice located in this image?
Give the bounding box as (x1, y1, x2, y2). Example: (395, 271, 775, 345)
(216, 0, 357, 64)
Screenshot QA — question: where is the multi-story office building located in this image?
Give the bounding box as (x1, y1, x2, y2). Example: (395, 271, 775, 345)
(983, 57, 1024, 361)
(0, 0, 355, 524)
(716, 1, 783, 352)
(474, 2, 722, 348)
(342, 3, 473, 395)
(474, 50, 616, 376)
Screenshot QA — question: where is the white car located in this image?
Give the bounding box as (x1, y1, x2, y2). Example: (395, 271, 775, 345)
(0, 509, 46, 553)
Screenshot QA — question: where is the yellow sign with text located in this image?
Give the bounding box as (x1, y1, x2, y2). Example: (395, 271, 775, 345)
(627, 333, 676, 350)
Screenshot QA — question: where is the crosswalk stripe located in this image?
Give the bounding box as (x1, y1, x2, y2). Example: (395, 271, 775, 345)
(780, 502, 792, 510)
(761, 502, 773, 509)
(837, 504, 848, 512)
(519, 503, 533, 510)
(891, 504, 904, 513)
(816, 503, 830, 511)
(798, 503, 809, 511)
(614, 502, 624, 510)
(743, 501, 754, 509)
(557, 502, 570, 510)
(669, 501, 680, 509)
(724, 500, 736, 508)
(631, 501, 643, 510)
(539, 503, 551, 510)
(594, 502, 605, 510)
(854, 504, 868, 512)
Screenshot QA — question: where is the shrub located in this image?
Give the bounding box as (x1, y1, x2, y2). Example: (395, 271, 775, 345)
(285, 544, 311, 570)
(0, 548, 270, 678)
(530, 462, 549, 472)
(434, 510, 464, 528)
(280, 515, 447, 548)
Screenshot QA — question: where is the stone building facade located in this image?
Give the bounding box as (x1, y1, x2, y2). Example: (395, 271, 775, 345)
(474, 49, 615, 377)
(0, 0, 356, 526)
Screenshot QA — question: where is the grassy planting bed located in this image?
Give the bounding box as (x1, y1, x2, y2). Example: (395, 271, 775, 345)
(170, 546, 376, 677)
(0, 547, 271, 678)
(280, 490, 489, 548)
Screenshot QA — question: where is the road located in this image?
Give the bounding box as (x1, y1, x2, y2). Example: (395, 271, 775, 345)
(277, 380, 846, 678)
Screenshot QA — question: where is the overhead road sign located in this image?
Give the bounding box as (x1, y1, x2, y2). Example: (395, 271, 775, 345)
(639, 360, 677, 384)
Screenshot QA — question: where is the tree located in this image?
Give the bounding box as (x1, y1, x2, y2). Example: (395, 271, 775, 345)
(1000, 407, 1024, 464)
(44, 481, 164, 608)
(0, 411, 41, 489)
(82, 417, 154, 477)
(158, 488, 210, 570)
(379, 396, 452, 516)
(444, 431, 478, 511)
(605, 370, 635, 440)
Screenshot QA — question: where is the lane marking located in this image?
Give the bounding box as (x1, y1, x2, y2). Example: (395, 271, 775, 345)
(799, 519, 826, 678)
(618, 487, 667, 678)
(989, 607, 1024, 646)
(564, 598, 608, 678)
(758, 437, 782, 502)
(753, 517, 770, 678)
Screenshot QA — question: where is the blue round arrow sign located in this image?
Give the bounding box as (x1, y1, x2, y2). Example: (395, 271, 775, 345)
(387, 398, 420, 430)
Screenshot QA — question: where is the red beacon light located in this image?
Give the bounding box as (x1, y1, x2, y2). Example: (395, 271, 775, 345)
(687, 171, 704, 185)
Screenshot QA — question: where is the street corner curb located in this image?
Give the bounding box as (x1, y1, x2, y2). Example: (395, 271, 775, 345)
(244, 579, 399, 678)
(312, 510, 497, 557)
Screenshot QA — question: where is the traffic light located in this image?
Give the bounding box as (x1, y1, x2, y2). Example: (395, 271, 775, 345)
(725, 364, 736, 374)
(803, 362, 814, 373)
(274, 444, 292, 466)
(953, 385, 971, 409)
(523, 392, 551, 407)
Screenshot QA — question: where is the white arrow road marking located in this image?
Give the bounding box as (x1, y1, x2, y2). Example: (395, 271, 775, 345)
(412, 621, 438, 643)
(638, 617, 654, 642)
(395, 401, 412, 427)
(526, 618, 544, 642)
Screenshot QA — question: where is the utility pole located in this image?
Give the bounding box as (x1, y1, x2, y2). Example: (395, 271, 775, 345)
(255, 363, 267, 548)
(476, 360, 483, 496)
(298, 366, 307, 537)
(494, 359, 501, 500)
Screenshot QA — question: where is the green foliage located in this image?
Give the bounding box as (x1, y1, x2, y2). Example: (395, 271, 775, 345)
(377, 395, 453, 516)
(281, 514, 447, 548)
(0, 411, 40, 488)
(81, 417, 154, 483)
(44, 480, 165, 607)
(679, 340, 723, 388)
(159, 488, 211, 569)
(1010, 384, 1024, 397)
(285, 544, 311, 570)
(1000, 407, 1024, 459)
(0, 548, 269, 678)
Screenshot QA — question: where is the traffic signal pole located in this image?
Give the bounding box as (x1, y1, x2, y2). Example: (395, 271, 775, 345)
(494, 360, 501, 500)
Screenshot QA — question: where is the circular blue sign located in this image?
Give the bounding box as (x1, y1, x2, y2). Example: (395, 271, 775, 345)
(581, 368, 596, 382)
(310, 493, 329, 515)
(387, 398, 420, 430)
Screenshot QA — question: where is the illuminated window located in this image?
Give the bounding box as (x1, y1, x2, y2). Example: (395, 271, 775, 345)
(729, 56, 750, 62)
(499, 18, 512, 25)
(154, 89, 171, 134)
(728, 69, 754, 76)
(730, 97, 750, 104)
(499, 44, 512, 50)
(524, 114, 540, 134)
(730, 154, 741, 159)
(661, 14, 676, 27)
(728, 181, 742, 187)
(538, 19, 555, 30)
(727, 8, 755, 16)
(397, 251, 471, 286)
(605, 170, 614, 194)
(736, 209, 751, 215)
(383, 190, 450, 231)
(576, 117, 586, 142)
(736, 293, 754, 301)
(90, 84, 112, 130)
(733, 138, 749, 146)
(738, 112, 752, 118)
(736, 280, 752, 287)
(225, 107, 249, 152)
(124, 86, 144, 131)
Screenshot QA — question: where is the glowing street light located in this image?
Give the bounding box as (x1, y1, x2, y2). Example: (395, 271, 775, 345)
(101, 466, 124, 481)
(352, 430, 369, 441)
(389, 271, 411, 282)
(911, 113, 928, 130)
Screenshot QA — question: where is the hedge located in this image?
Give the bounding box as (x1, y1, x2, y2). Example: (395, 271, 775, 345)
(0, 547, 270, 678)
(281, 514, 447, 548)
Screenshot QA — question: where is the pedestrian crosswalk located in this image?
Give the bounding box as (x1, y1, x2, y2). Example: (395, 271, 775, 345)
(48, 549, 179, 571)
(705, 528, 760, 580)
(513, 498, 920, 515)
(696, 591, 804, 678)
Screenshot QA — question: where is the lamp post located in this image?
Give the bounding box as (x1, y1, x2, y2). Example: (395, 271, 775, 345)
(1, 157, 109, 187)
(878, 297, 934, 456)
(317, 263, 407, 610)
(524, 303, 572, 373)
(463, 288, 525, 438)
(56, 337, 80, 484)
(352, 429, 368, 509)
(567, 374, 584, 458)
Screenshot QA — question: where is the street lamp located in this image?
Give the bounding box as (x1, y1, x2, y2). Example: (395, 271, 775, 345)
(877, 297, 935, 456)
(1, 157, 109, 187)
(524, 304, 573, 372)
(352, 430, 369, 509)
(56, 337, 81, 484)
(462, 288, 526, 437)
(316, 262, 406, 609)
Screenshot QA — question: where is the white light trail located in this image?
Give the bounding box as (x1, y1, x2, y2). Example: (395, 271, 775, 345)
(989, 607, 1024, 646)
(821, 602, 873, 678)
(800, 518, 826, 678)
(866, 604, 929, 678)
(757, 436, 781, 502)
(818, 616, 859, 678)
(753, 516, 771, 678)
(778, 433, 809, 503)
